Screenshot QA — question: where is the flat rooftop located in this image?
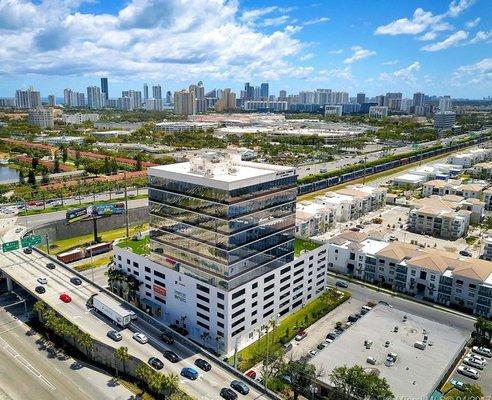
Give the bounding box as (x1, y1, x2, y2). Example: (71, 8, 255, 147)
(311, 304, 468, 400)
(148, 154, 296, 190)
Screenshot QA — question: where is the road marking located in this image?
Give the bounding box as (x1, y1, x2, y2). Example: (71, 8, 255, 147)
(0, 336, 56, 391)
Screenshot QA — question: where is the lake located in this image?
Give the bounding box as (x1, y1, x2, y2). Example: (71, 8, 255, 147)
(0, 166, 19, 183)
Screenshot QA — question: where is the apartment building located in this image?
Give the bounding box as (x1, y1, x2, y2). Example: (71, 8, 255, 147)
(326, 231, 492, 318)
(473, 162, 492, 179)
(447, 148, 492, 167)
(422, 180, 487, 199)
(296, 202, 335, 238)
(484, 189, 492, 211)
(113, 154, 328, 355)
(408, 196, 472, 239)
(483, 237, 492, 261)
(313, 185, 386, 223)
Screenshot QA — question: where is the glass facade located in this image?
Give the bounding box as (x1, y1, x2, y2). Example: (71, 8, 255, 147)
(148, 171, 296, 288)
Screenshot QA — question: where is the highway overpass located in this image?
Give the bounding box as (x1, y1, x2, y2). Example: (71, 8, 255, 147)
(0, 248, 274, 400)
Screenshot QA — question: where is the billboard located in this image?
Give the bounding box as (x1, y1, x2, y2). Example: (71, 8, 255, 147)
(66, 202, 125, 223)
(66, 207, 88, 223)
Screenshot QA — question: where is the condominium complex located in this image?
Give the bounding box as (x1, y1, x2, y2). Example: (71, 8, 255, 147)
(447, 148, 492, 167)
(27, 108, 54, 129)
(326, 231, 492, 318)
(15, 87, 41, 109)
(368, 106, 388, 119)
(113, 154, 328, 354)
(408, 197, 472, 239)
(472, 162, 492, 179)
(484, 189, 492, 211)
(483, 237, 492, 261)
(62, 113, 99, 124)
(422, 180, 487, 199)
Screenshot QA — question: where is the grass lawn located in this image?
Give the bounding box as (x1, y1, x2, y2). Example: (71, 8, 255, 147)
(42, 224, 148, 255)
(73, 255, 112, 272)
(465, 236, 478, 245)
(231, 289, 350, 372)
(116, 236, 150, 255)
(294, 238, 321, 257)
(440, 382, 462, 399)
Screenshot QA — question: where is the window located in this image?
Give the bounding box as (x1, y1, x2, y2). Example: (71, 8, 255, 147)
(264, 292, 274, 301)
(117, 255, 121, 261)
(196, 294, 209, 303)
(133, 261, 139, 268)
(154, 279, 165, 287)
(232, 327, 244, 337)
(293, 268, 303, 276)
(280, 275, 290, 283)
(294, 261, 303, 268)
(264, 283, 274, 292)
(251, 310, 257, 316)
(232, 299, 245, 309)
(264, 300, 274, 309)
(154, 297, 166, 304)
(232, 317, 245, 328)
(197, 303, 210, 312)
(263, 309, 274, 318)
(145, 283, 151, 289)
(281, 266, 291, 275)
(154, 270, 166, 280)
(252, 301, 257, 307)
(196, 284, 210, 293)
(145, 267, 151, 273)
(145, 276, 151, 281)
(280, 283, 290, 292)
(218, 322, 224, 328)
(252, 282, 258, 289)
(217, 312, 224, 319)
(232, 309, 245, 319)
(232, 288, 245, 300)
(133, 271, 139, 276)
(217, 302, 224, 310)
(196, 312, 209, 321)
(217, 292, 225, 300)
(127, 259, 130, 264)
(146, 291, 151, 297)
(251, 319, 257, 325)
(252, 292, 258, 298)
(197, 321, 209, 330)
(264, 274, 275, 283)
(217, 331, 224, 337)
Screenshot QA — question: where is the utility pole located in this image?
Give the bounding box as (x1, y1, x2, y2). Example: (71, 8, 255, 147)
(45, 234, 50, 254)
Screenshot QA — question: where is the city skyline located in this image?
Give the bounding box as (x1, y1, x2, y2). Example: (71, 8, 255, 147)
(0, 0, 490, 98)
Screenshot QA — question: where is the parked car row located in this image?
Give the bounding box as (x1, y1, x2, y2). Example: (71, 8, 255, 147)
(458, 346, 491, 380)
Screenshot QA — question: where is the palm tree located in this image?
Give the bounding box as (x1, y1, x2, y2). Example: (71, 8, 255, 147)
(115, 346, 129, 376)
(149, 372, 165, 395)
(33, 300, 46, 315)
(162, 373, 179, 395)
(135, 362, 153, 382)
(200, 331, 211, 347)
(77, 332, 93, 357)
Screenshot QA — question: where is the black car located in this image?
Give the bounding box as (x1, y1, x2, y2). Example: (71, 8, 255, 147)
(161, 333, 175, 344)
(335, 280, 348, 288)
(70, 277, 82, 285)
(23, 248, 32, 255)
(230, 380, 249, 395)
(459, 250, 472, 257)
(107, 330, 122, 342)
(46, 262, 56, 270)
(348, 314, 361, 323)
(195, 358, 212, 371)
(148, 357, 164, 370)
(35, 285, 46, 294)
(326, 332, 337, 340)
(163, 350, 179, 363)
(220, 388, 238, 400)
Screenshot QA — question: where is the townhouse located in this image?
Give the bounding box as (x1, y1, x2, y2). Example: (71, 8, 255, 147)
(422, 179, 487, 199)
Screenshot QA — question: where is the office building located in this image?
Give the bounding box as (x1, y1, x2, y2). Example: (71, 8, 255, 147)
(100, 77, 108, 101)
(434, 112, 456, 131)
(400, 99, 413, 113)
(143, 84, 149, 100)
(356, 93, 366, 105)
(28, 108, 54, 129)
(413, 92, 425, 107)
(15, 87, 41, 109)
(244, 83, 254, 101)
(174, 89, 195, 115)
(369, 106, 388, 119)
(214, 88, 236, 112)
(375, 95, 386, 106)
(47, 95, 56, 107)
(260, 83, 269, 99)
(385, 92, 402, 110)
(122, 90, 142, 110)
(327, 231, 492, 318)
(113, 154, 328, 354)
(152, 85, 162, 100)
(439, 96, 452, 112)
(166, 91, 172, 105)
(86, 86, 102, 109)
(278, 90, 287, 100)
(324, 105, 343, 116)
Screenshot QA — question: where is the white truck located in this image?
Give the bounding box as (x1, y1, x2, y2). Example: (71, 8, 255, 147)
(92, 294, 132, 327)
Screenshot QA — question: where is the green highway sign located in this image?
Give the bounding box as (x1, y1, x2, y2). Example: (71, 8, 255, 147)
(21, 235, 42, 248)
(2, 240, 19, 253)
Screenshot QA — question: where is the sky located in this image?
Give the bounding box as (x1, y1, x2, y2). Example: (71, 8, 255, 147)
(0, 0, 490, 99)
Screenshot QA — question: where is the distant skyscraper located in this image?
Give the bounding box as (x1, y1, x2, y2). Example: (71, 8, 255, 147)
(174, 89, 195, 115)
(214, 88, 236, 112)
(439, 96, 452, 112)
(144, 84, 149, 100)
(316, 89, 331, 105)
(260, 83, 269, 99)
(356, 93, 366, 105)
(375, 95, 385, 106)
(279, 90, 287, 100)
(122, 90, 142, 110)
(244, 83, 254, 101)
(152, 85, 162, 100)
(329, 91, 349, 105)
(48, 95, 56, 107)
(413, 92, 425, 107)
(100, 78, 108, 101)
(87, 86, 102, 109)
(166, 91, 172, 104)
(15, 87, 41, 109)
(64, 89, 86, 107)
(384, 92, 402, 110)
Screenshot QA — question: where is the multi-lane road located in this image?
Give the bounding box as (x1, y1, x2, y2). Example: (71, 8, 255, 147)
(0, 249, 268, 400)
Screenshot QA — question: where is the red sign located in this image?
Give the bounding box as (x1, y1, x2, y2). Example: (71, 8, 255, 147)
(153, 284, 166, 296)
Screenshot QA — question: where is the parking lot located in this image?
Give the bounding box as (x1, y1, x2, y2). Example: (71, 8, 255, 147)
(449, 346, 492, 395)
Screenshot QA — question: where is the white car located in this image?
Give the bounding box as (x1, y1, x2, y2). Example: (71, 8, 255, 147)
(37, 277, 48, 285)
(472, 346, 492, 358)
(464, 357, 485, 370)
(308, 349, 318, 357)
(468, 352, 488, 365)
(132, 332, 148, 344)
(457, 365, 480, 379)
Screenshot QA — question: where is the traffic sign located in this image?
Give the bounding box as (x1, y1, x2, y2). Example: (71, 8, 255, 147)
(21, 235, 42, 248)
(2, 241, 19, 253)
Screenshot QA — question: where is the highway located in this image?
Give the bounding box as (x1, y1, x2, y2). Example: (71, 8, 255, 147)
(0, 249, 268, 400)
(0, 302, 133, 400)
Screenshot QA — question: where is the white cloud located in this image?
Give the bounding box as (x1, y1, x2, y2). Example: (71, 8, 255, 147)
(452, 58, 491, 86)
(261, 15, 290, 27)
(240, 6, 278, 23)
(343, 46, 376, 64)
(0, 0, 308, 83)
(316, 67, 353, 82)
(300, 53, 314, 61)
(447, 0, 475, 17)
(469, 30, 492, 44)
(380, 61, 422, 85)
(465, 17, 480, 28)
(303, 17, 329, 26)
(382, 60, 398, 65)
(456, 58, 492, 74)
(421, 30, 468, 51)
(418, 31, 438, 41)
(375, 8, 444, 35)
(327, 49, 343, 54)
